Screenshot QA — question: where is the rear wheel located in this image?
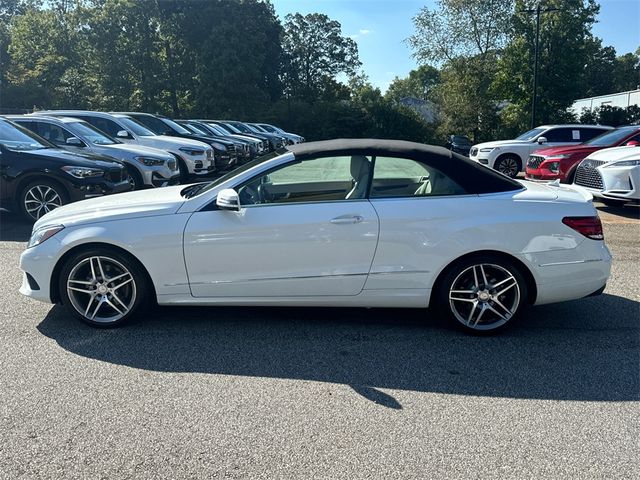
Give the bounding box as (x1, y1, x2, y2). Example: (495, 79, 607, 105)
(494, 155, 520, 178)
(436, 255, 528, 334)
(59, 247, 150, 327)
(18, 179, 68, 221)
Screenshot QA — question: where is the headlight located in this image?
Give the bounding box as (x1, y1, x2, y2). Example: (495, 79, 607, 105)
(61, 166, 104, 178)
(135, 156, 166, 166)
(28, 225, 64, 248)
(605, 159, 640, 167)
(546, 161, 560, 173)
(480, 147, 497, 153)
(179, 147, 205, 156)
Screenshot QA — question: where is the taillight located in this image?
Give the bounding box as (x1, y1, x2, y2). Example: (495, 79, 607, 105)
(562, 216, 604, 240)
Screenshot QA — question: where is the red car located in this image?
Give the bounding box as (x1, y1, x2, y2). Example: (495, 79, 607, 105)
(525, 126, 640, 183)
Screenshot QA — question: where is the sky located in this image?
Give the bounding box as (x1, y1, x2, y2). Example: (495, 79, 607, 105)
(270, 0, 640, 93)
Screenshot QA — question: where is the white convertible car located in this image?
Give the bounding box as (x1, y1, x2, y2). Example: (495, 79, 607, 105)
(20, 139, 612, 333)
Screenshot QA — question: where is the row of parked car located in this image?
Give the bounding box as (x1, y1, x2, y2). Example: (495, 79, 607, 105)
(464, 124, 640, 206)
(0, 111, 304, 221)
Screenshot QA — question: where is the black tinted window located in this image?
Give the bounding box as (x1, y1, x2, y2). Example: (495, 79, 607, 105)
(544, 128, 576, 142)
(580, 128, 608, 142)
(83, 116, 121, 137)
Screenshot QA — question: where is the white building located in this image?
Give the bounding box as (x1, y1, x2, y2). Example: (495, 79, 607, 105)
(571, 89, 640, 116)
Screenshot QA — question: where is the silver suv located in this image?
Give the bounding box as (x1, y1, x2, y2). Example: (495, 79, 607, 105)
(10, 115, 180, 189)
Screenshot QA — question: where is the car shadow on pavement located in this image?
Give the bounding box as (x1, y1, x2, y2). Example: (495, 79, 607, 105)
(37, 293, 639, 407)
(0, 211, 32, 242)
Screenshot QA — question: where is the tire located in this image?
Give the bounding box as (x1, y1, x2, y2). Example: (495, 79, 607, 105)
(125, 167, 144, 190)
(58, 247, 151, 328)
(18, 179, 68, 222)
(494, 155, 521, 178)
(175, 156, 189, 183)
(436, 254, 529, 335)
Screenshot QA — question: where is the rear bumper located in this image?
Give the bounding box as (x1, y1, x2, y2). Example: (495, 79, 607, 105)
(520, 240, 612, 306)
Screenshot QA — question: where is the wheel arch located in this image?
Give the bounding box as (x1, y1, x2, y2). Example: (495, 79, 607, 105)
(50, 242, 157, 304)
(16, 173, 71, 202)
(494, 152, 523, 170)
(428, 249, 537, 308)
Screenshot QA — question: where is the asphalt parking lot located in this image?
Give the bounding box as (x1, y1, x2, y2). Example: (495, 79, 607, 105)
(0, 203, 638, 479)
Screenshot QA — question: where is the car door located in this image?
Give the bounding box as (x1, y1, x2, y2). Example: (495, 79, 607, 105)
(365, 155, 475, 291)
(183, 155, 379, 297)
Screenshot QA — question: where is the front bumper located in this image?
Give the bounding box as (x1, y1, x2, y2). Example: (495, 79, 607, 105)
(576, 165, 640, 202)
(151, 172, 181, 187)
(19, 237, 63, 304)
(68, 179, 131, 201)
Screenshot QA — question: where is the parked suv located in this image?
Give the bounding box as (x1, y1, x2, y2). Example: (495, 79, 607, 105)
(10, 115, 180, 189)
(197, 120, 265, 157)
(526, 125, 640, 183)
(253, 123, 304, 144)
(0, 118, 129, 221)
(445, 135, 472, 156)
(469, 124, 613, 177)
(207, 121, 269, 155)
(177, 120, 252, 164)
(39, 110, 215, 181)
(115, 112, 240, 171)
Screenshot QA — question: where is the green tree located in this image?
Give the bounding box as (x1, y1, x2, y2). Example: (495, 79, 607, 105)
(409, 0, 513, 140)
(494, 0, 600, 131)
(282, 12, 360, 102)
(384, 65, 440, 103)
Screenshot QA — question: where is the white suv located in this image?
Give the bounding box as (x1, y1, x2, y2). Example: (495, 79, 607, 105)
(469, 124, 612, 177)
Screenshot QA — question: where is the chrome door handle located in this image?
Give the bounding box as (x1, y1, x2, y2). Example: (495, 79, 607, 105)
(330, 215, 364, 224)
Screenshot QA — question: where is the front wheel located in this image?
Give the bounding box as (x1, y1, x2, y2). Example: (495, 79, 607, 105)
(19, 179, 68, 221)
(59, 247, 150, 327)
(494, 155, 520, 178)
(436, 256, 528, 334)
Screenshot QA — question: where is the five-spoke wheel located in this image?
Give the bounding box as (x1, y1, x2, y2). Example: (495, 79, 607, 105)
(60, 248, 149, 327)
(438, 256, 527, 333)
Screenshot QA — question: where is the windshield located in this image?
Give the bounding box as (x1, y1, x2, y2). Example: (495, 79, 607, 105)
(182, 123, 206, 135)
(515, 127, 546, 141)
(584, 127, 638, 147)
(452, 135, 470, 145)
(161, 117, 192, 135)
(258, 124, 276, 133)
(218, 122, 241, 134)
(182, 149, 287, 198)
(117, 117, 156, 136)
(0, 119, 52, 151)
(70, 121, 118, 145)
(227, 122, 253, 134)
(207, 124, 230, 135)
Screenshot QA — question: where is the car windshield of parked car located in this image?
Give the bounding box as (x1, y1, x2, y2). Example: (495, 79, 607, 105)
(160, 118, 192, 135)
(258, 124, 277, 133)
(452, 135, 471, 145)
(70, 121, 118, 145)
(583, 127, 638, 147)
(207, 124, 230, 135)
(220, 123, 242, 134)
(228, 122, 253, 134)
(515, 127, 546, 141)
(117, 117, 156, 136)
(0, 120, 53, 151)
(182, 123, 206, 135)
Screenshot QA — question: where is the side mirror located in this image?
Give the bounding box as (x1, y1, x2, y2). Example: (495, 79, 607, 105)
(216, 188, 240, 211)
(66, 137, 84, 147)
(116, 130, 131, 139)
(537, 136, 547, 144)
(625, 140, 640, 147)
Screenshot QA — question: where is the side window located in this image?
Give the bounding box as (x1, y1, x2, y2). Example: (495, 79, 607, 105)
(83, 116, 121, 137)
(544, 128, 575, 142)
(237, 155, 370, 206)
(371, 156, 466, 198)
(628, 134, 640, 143)
(580, 128, 607, 142)
(34, 122, 73, 146)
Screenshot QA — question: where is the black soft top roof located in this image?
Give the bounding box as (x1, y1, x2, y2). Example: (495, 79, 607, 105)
(287, 139, 522, 195)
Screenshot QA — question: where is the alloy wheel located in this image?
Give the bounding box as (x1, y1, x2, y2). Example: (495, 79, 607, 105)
(66, 256, 137, 324)
(24, 185, 63, 220)
(496, 157, 519, 177)
(448, 263, 521, 331)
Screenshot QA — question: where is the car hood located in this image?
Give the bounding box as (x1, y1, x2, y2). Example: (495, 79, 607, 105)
(18, 147, 124, 168)
(532, 144, 600, 157)
(141, 135, 211, 150)
(34, 184, 187, 230)
(585, 145, 640, 162)
(473, 140, 529, 149)
(103, 143, 173, 160)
